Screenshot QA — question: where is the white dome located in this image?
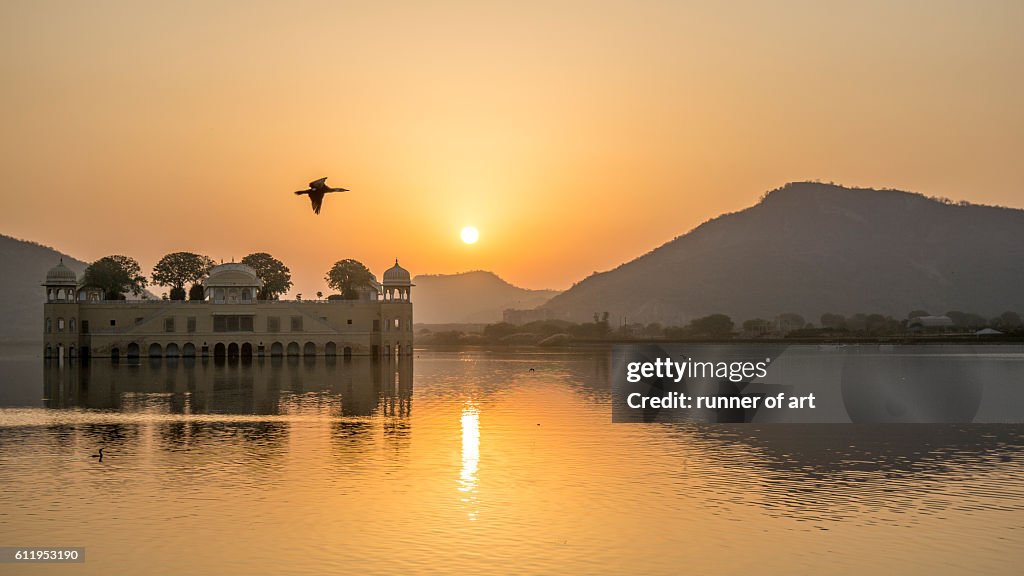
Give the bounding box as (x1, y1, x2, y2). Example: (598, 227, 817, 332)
(382, 259, 411, 286)
(203, 263, 263, 288)
(45, 260, 77, 286)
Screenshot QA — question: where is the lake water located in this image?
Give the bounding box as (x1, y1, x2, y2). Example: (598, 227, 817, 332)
(0, 345, 1022, 575)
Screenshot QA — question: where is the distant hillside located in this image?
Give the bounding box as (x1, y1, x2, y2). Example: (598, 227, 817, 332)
(412, 271, 560, 324)
(542, 182, 1024, 325)
(0, 235, 89, 342)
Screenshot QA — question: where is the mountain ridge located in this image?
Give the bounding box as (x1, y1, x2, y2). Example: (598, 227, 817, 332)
(0, 234, 90, 342)
(541, 182, 1024, 324)
(412, 270, 560, 324)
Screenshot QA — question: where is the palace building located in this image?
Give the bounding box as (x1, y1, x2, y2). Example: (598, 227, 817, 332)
(42, 259, 413, 360)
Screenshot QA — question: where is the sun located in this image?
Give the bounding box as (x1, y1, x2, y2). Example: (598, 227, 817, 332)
(460, 226, 479, 244)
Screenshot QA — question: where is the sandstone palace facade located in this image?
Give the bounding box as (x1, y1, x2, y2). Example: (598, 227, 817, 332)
(42, 260, 413, 360)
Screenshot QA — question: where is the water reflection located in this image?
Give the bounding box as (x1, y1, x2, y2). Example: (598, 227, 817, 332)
(0, 348, 1022, 575)
(460, 403, 480, 521)
(42, 356, 413, 417)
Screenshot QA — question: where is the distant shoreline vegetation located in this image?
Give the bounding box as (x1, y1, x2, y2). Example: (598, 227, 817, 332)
(417, 310, 1024, 347)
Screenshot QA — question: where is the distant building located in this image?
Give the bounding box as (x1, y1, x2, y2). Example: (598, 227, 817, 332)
(907, 315, 954, 332)
(42, 259, 413, 360)
(503, 307, 554, 325)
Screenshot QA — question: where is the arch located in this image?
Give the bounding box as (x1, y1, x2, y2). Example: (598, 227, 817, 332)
(148, 343, 163, 357)
(111, 347, 120, 360)
(227, 343, 239, 358)
(166, 343, 180, 357)
(45, 346, 53, 359)
(241, 342, 253, 358)
(384, 344, 391, 357)
(58, 317, 65, 331)
(127, 342, 140, 359)
(303, 342, 317, 356)
(241, 288, 252, 301)
(69, 345, 76, 358)
(182, 343, 196, 357)
(343, 346, 353, 359)
(325, 342, 337, 356)
(69, 318, 76, 333)
(270, 342, 284, 357)
(45, 318, 52, 333)
(214, 343, 226, 358)
(286, 342, 300, 356)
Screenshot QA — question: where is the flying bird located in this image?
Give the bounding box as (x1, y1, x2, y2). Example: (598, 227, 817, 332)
(294, 177, 349, 215)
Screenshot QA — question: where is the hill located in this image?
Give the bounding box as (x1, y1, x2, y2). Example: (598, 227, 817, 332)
(412, 271, 560, 324)
(0, 235, 90, 342)
(541, 182, 1024, 325)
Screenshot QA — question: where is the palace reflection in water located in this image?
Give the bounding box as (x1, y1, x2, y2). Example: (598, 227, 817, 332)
(1, 348, 1022, 575)
(42, 356, 412, 417)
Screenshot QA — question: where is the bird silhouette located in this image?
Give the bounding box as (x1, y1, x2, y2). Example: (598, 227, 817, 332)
(294, 177, 349, 215)
(90, 448, 104, 462)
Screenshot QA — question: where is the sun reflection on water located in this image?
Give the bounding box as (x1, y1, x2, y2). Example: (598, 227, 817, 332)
(459, 403, 480, 520)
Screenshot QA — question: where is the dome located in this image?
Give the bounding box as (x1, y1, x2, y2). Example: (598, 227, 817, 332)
(203, 263, 263, 288)
(382, 259, 411, 286)
(45, 260, 77, 286)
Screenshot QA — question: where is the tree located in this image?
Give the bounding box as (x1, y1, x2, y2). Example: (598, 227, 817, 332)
(326, 259, 375, 299)
(688, 314, 734, 337)
(151, 252, 215, 301)
(946, 310, 987, 329)
(241, 253, 292, 300)
(81, 255, 148, 300)
(189, 284, 206, 301)
(993, 311, 1022, 330)
(820, 313, 847, 330)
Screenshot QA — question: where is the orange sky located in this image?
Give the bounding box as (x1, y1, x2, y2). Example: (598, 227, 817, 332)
(1, 0, 1022, 297)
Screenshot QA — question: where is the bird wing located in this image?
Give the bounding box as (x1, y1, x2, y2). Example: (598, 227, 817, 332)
(309, 177, 328, 190)
(310, 192, 324, 214)
(294, 189, 309, 195)
(327, 187, 350, 193)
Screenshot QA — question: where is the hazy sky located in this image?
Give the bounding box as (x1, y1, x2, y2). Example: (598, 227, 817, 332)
(1, 0, 1021, 296)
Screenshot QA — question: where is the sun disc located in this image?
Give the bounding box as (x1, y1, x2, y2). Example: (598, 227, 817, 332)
(460, 226, 479, 244)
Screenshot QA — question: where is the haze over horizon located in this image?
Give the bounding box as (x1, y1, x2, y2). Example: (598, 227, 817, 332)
(2, 1, 1021, 296)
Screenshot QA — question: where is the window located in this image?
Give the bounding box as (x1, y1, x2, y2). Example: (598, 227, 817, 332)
(187, 317, 196, 333)
(164, 317, 175, 332)
(373, 319, 380, 332)
(58, 318, 65, 331)
(81, 320, 89, 334)
(45, 318, 52, 333)
(347, 319, 352, 325)
(69, 318, 76, 333)
(393, 318, 400, 329)
(267, 316, 280, 332)
(213, 315, 254, 332)
(241, 288, 251, 301)
(290, 316, 303, 332)
(110, 319, 116, 327)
